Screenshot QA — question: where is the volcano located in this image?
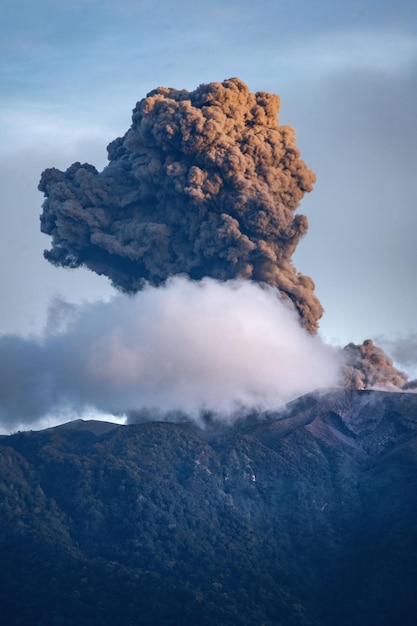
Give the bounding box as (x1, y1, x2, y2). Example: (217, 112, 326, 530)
(1, 389, 417, 625)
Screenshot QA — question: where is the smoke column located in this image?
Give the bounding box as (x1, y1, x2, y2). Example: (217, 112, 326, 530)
(2, 77, 408, 433)
(342, 339, 408, 390)
(39, 78, 322, 332)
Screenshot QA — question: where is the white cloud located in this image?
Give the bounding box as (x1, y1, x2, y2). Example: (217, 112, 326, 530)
(0, 278, 339, 431)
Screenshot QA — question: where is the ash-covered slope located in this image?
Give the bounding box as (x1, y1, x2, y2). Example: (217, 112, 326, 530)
(1, 390, 417, 625)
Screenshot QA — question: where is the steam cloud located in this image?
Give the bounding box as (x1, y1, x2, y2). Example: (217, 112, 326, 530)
(39, 78, 322, 332)
(342, 339, 408, 390)
(0, 279, 338, 432)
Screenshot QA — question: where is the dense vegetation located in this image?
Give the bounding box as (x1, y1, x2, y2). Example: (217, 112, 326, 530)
(1, 390, 417, 625)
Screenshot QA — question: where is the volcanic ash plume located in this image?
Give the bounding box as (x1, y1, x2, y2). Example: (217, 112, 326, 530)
(39, 77, 322, 332)
(342, 339, 408, 390)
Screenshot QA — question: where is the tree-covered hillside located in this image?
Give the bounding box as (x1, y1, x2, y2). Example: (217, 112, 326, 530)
(1, 390, 417, 625)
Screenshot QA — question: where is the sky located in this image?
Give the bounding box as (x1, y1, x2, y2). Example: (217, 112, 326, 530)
(0, 0, 416, 430)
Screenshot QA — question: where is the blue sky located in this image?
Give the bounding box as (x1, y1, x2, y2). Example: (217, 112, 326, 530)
(1, 0, 417, 373)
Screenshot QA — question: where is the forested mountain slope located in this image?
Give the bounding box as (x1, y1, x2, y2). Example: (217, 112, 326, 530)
(1, 390, 417, 625)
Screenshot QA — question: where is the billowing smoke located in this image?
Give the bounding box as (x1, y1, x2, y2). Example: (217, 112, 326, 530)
(39, 78, 322, 332)
(0, 279, 338, 432)
(342, 339, 408, 390)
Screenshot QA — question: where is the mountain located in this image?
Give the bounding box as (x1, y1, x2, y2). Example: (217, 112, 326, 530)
(51, 418, 122, 436)
(1, 389, 417, 625)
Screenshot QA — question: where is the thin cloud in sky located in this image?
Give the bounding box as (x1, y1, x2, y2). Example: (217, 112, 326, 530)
(284, 31, 417, 75)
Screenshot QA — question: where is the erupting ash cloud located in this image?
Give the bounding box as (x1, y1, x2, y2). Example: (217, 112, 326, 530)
(0, 279, 338, 432)
(342, 339, 408, 390)
(3, 77, 406, 433)
(39, 78, 322, 332)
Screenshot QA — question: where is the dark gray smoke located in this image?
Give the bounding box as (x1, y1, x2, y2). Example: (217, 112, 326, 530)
(39, 78, 322, 332)
(342, 339, 408, 390)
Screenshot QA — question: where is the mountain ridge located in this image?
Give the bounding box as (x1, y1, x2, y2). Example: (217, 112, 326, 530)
(1, 389, 417, 625)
